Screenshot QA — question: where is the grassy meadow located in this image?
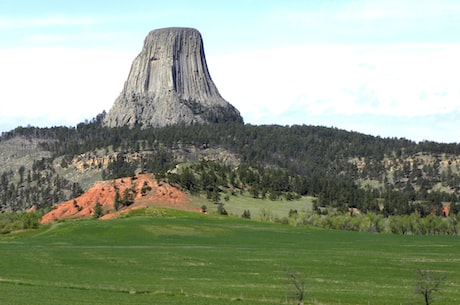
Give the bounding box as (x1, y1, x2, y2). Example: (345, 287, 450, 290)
(189, 193, 315, 220)
(0, 209, 459, 305)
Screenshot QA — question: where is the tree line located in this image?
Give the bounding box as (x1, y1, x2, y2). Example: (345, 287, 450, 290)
(2, 112, 460, 218)
(0, 158, 83, 212)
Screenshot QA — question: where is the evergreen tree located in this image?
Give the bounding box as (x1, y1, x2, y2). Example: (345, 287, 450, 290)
(94, 202, 103, 219)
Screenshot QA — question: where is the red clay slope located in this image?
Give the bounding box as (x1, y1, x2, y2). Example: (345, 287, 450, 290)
(41, 174, 198, 223)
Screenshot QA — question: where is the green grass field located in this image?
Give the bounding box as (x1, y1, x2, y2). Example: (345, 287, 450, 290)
(189, 193, 315, 220)
(1, 209, 459, 305)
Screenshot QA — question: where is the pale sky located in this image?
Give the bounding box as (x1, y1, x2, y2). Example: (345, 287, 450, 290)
(1, 0, 460, 143)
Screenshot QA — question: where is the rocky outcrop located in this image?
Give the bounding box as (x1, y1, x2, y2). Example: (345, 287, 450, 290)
(104, 27, 243, 128)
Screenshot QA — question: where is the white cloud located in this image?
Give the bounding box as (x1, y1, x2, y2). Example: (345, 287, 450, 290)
(0, 47, 135, 126)
(21, 31, 138, 48)
(209, 43, 460, 124)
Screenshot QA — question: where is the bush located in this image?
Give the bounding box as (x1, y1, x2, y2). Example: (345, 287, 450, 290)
(94, 202, 103, 219)
(297, 210, 459, 235)
(0, 211, 43, 234)
(217, 203, 228, 215)
(242, 209, 251, 219)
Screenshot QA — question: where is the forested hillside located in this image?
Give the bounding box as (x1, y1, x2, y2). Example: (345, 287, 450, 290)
(1, 112, 460, 218)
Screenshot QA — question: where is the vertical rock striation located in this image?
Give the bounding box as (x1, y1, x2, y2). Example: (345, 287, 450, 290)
(104, 27, 243, 128)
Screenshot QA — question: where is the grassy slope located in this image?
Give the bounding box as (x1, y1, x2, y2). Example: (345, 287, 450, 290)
(189, 193, 315, 220)
(0, 210, 459, 305)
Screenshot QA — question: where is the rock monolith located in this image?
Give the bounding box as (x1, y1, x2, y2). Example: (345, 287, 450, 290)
(104, 27, 243, 128)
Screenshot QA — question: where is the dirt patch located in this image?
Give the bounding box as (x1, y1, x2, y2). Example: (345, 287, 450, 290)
(41, 174, 198, 223)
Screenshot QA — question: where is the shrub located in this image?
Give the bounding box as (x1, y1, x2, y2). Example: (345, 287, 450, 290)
(94, 202, 103, 219)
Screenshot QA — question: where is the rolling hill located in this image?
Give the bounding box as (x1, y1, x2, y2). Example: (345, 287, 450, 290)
(1, 119, 460, 220)
(1, 210, 459, 305)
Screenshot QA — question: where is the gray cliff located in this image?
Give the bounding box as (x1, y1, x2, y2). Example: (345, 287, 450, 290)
(104, 27, 243, 128)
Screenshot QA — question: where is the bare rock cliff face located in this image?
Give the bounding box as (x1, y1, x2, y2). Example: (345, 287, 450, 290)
(104, 27, 243, 128)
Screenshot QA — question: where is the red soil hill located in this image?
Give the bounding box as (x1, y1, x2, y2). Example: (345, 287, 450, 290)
(41, 174, 197, 223)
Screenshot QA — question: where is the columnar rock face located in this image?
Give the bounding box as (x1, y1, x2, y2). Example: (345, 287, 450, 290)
(104, 27, 243, 128)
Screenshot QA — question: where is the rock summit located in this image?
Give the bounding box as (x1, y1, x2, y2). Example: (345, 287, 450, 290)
(104, 27, 243, 128)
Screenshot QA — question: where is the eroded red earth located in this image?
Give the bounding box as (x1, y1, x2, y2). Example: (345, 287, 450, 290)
(41, 174, 198, 223)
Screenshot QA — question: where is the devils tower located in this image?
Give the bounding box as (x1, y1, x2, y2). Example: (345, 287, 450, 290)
(104, 27, 243, 128)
